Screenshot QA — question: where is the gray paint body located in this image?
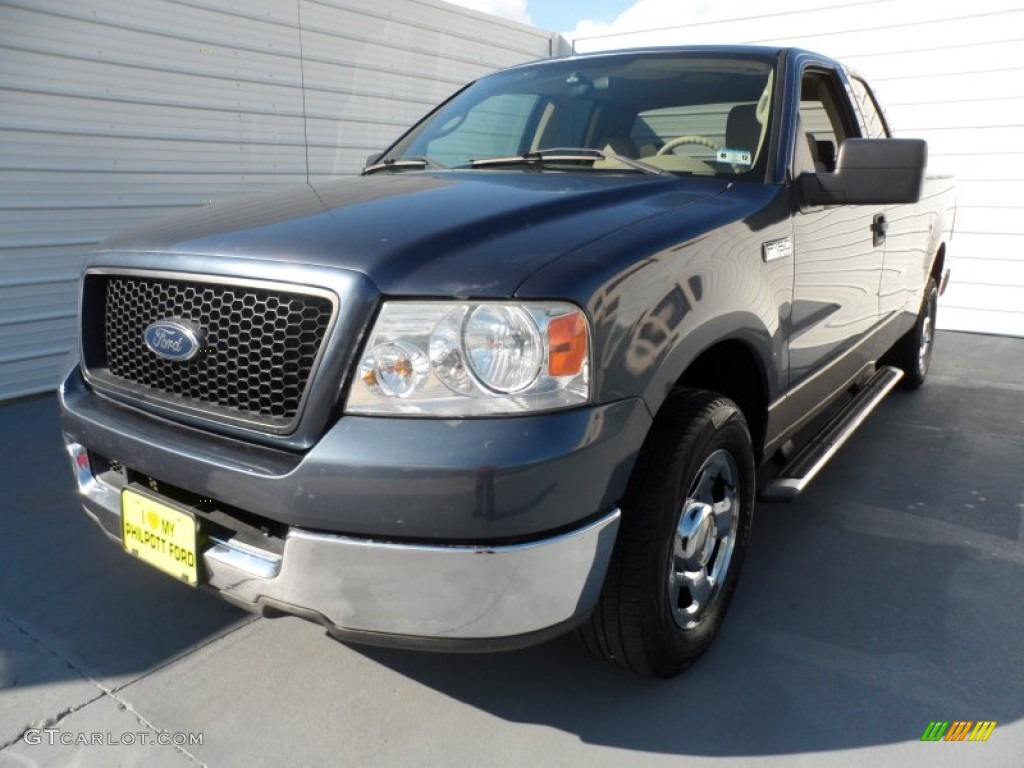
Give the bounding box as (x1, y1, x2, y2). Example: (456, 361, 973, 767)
(60, 47, 955, 540)
(57, 47, 954, 645)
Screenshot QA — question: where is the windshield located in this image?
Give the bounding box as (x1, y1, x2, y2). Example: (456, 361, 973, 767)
(379, 52, 776, 178)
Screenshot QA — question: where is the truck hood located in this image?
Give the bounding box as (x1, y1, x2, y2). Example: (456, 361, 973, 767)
(100, 172, 733, 296)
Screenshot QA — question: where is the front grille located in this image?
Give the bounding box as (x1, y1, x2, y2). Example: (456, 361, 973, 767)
(82, 273, 335, 429)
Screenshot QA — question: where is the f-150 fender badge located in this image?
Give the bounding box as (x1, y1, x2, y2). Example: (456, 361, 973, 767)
(144, 319, 204, 361)
(762, 237, 793, 263)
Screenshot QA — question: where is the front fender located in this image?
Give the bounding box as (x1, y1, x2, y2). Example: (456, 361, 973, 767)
(636, 312, 777, 418)
(516, 185, 793, 413)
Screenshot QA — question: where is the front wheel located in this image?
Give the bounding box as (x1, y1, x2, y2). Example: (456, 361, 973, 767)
(580, 390, 755, 677)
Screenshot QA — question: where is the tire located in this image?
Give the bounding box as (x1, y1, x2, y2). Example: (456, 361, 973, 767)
(885, 276, 938, 390)
(579, 390, 755, 677)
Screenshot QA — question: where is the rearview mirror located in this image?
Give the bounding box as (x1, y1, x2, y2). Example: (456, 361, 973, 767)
(795, 138, 927, 206)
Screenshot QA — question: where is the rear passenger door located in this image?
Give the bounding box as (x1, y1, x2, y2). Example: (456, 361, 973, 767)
(788, 65, 884, 402)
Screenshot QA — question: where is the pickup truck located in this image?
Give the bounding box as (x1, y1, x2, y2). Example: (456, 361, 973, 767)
(59, 45, 955, 677)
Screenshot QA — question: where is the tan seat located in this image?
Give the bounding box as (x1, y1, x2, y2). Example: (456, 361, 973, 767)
(725, 103, 761, 156)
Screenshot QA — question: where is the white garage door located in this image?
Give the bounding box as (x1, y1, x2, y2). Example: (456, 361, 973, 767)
(573, 0, 1024, 338)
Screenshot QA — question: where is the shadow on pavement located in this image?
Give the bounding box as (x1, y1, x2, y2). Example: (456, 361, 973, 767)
(2, 331, 1021, 758)
(0, 395, 248, 689)
(349, 333, 1024, 756)
(352, 491, 1022, 756)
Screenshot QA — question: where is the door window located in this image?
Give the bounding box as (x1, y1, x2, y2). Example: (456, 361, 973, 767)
(795, 69, 860, 175)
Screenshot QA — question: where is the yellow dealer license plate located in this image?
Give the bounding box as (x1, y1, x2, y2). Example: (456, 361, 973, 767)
(121, 487, 200, 586)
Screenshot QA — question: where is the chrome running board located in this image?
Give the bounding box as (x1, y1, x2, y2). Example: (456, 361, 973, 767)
(759, 365, 904, 502)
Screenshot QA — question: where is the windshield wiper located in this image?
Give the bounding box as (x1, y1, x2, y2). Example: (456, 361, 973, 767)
(362, 156, 447, 175)
(468, 148, 668, 176)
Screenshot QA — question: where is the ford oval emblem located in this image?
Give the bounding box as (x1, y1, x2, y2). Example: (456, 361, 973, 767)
(143, 320, 203, 361)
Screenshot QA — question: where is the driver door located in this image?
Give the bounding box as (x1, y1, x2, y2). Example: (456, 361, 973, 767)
(788, 66, 885, 402)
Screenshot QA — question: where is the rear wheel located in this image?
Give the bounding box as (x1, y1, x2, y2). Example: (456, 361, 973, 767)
(580, 390, 755, 677)
(885, 276, 938, 389)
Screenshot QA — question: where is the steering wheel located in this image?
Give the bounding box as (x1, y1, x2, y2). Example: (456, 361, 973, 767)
(656, 135, 721, 155)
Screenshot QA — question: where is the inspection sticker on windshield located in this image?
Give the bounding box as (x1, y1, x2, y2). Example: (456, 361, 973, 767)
(717, 148, 753, 166)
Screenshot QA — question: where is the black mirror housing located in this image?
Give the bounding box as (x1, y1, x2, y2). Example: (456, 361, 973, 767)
(796, 138, 927, 206)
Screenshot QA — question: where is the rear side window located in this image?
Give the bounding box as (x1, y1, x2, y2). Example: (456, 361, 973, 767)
(848, 76, 890, 138)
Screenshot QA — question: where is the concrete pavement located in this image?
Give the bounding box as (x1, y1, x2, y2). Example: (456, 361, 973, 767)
(1, 330, 1022, 767)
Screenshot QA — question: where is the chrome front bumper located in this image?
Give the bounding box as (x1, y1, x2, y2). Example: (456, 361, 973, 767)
(65, 440, 620, 650)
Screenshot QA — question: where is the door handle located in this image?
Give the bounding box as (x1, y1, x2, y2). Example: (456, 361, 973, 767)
(871, 213, 888, 247)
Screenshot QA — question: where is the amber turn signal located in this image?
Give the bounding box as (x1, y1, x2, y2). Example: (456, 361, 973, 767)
(547, 311, 588, 377)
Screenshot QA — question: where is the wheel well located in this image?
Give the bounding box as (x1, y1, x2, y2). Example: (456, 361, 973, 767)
(671, 340, 768, 461)
(931, 243, 946, 283)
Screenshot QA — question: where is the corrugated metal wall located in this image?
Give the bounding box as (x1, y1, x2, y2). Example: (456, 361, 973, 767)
(0, 0, 556, 400)
(574, 0, 1024, 338)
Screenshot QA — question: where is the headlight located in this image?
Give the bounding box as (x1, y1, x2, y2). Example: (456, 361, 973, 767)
(463, 305, 543, 393)
(346, 301, 590, 416)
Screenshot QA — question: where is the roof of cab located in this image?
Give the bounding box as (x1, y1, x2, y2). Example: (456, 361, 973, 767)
(509, 45, 840, 70)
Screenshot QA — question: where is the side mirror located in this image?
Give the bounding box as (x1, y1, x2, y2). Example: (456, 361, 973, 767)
(366, 151, 384, 167)
(795, 138, 927, 206)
